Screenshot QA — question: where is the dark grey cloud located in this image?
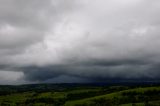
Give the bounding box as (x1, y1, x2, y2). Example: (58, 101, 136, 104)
(0, 0, 160, 84)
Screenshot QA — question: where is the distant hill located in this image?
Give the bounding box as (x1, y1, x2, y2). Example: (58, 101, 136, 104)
(0, 83, 160, 106)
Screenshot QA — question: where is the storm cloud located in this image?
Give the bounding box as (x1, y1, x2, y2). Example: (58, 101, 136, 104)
(1, 0, 160, 84)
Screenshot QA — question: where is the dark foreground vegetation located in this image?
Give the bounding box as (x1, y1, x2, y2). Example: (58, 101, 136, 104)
(0, 82, 160, 106)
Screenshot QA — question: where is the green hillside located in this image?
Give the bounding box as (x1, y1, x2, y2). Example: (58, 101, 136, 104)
(65, 86, 160, 106)
(0, 84, 160, 106)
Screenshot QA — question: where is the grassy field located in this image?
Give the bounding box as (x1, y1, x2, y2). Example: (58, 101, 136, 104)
(0, 84, 160, 106)
(65, 86, 160, 106)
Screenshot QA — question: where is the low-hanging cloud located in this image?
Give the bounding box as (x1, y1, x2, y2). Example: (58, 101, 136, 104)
(0, 0, 160, 84)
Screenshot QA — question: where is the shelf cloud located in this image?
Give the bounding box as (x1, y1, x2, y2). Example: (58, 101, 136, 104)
(0, 0, 160, 84)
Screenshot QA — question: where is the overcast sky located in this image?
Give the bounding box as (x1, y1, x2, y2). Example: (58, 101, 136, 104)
(0, 0, 160, 84)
